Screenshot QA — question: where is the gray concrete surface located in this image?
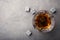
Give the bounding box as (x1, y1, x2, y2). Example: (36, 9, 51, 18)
(0, 0, 60, 40)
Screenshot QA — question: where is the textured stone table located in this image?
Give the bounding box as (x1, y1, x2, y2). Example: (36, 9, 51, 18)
(0, 0, 60, 40)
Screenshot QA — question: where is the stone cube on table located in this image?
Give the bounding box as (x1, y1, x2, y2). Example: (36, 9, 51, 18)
(50, 8, 56, 13)
(26, 30, 32, 36)
(25, 7, 30, 12)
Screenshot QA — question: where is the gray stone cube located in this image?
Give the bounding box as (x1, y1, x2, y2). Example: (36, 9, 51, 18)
(25, 7, 30, 12)
(26, 30, 32, 36)
(50, 8, 56, 13)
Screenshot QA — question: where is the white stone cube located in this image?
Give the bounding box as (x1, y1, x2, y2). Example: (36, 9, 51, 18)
(31, 9, 36, 15)
(50, 8, 56, 13)
(25, 7, 30, 12)
(26, 30, 32, 36)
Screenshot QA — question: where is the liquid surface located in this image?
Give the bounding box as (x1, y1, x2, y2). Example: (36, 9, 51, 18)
(34, 11, 51, 30)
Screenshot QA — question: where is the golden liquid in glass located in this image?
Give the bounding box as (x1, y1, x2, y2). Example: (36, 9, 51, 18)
(34, 11, 51, 31)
